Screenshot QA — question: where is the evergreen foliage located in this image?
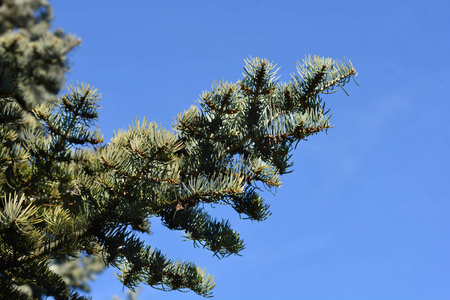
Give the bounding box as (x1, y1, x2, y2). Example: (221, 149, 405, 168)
(0, 1, 358, 299)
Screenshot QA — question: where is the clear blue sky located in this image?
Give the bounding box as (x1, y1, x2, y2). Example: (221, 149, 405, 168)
(51, 1, 449, 299)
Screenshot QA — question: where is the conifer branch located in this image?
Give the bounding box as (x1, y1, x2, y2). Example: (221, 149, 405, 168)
(1, 13, 358, 296)
(297, 64, 328, 106)
(317, 68, 356, 95)
(61, 39, 81, 55)
(16, 228, 87, 265)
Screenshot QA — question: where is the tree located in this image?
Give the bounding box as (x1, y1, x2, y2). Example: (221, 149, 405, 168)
(0, 1, 358, 299)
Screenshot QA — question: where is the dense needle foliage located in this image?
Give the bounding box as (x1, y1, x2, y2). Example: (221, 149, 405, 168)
(0, 1, 357, 299)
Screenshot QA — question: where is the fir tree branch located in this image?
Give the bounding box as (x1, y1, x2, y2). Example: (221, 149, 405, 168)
(317, 68, 356, 95)
(297, 64, 328, 106)
(52, 88, 92, 154)
(16, 228, 87, 265)
(61, 38, 81, 55)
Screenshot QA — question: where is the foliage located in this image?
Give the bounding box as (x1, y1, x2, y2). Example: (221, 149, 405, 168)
(0, 1, 357, 299)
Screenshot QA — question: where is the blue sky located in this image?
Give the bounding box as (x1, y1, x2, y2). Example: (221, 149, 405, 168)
(51, 1, 449, 299)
